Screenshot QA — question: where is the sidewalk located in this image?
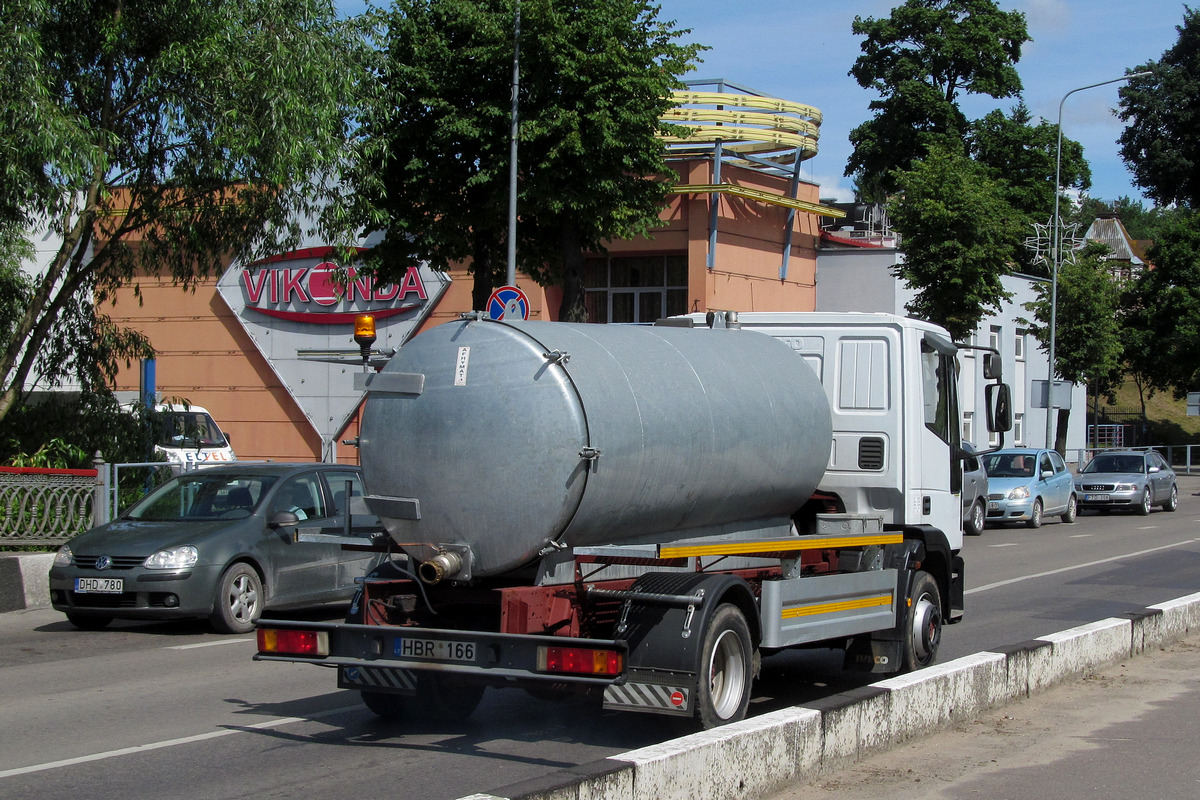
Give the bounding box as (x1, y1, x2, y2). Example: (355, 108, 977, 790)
(765, 632, 1200, 799)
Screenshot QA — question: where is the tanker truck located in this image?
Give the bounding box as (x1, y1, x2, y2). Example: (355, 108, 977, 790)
(255, 310, 1011, 729)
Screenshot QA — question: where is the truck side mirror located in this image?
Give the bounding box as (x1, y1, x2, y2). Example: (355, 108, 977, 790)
(983, 353, 1002, 381)
(985, 383, 1012, 433)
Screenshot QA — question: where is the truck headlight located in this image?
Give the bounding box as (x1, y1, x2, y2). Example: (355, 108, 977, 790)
(144, 545, 199, 570)
(1007, 486, 1030, 500)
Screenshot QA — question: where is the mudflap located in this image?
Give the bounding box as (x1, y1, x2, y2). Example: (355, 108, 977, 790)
(600, 572, 757, 718)
(338, 664, 418, 695)
(844, 636, 904, 673)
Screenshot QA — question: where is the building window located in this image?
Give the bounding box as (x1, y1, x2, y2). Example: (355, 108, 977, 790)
(583, 254, 688, 324)
(1013, 412, 1024, 446)
(1014, 330, 1025, 361)
(989, 325, 1001, 355)
(963, 411, 974, 443)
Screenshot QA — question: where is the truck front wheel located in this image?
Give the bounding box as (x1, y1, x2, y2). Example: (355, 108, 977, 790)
(902, 571, 942, 671)
(695, 604, 754, 729)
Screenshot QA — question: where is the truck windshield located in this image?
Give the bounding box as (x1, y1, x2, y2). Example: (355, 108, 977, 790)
(127, 473, 276, 521)
(159, 411, 228, 449)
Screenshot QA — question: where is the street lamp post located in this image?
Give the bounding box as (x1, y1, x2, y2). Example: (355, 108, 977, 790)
(1044, 71, 1152, 450)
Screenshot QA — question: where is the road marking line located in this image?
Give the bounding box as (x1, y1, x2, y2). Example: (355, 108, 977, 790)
(988, 543, 1020, 548)
(167, 638, 255, 650)
(0, 705, 360, 779)
(967, 538, 1200, 595)
(1068, 534, 1093, 538)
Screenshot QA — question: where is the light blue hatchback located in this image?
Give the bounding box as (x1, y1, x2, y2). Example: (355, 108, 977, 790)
(981, 448, 1078, 529)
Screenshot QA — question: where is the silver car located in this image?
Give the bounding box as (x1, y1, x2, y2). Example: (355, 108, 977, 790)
(1075, 449, 1179, 515)
(962, 443, 988, 536)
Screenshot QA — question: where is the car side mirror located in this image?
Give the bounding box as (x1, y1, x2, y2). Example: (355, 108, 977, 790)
(1041, 470, 1053, 480)
(269, 511, 300, 528)
(1148, 465, 1159, 473)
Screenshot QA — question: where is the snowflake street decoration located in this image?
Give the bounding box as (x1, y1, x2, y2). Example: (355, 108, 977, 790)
(1025, 219, 1084, 267)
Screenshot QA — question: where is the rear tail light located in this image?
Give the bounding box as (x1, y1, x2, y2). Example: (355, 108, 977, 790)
(257, 628, 330, 656)
(537, 646, 623, 676)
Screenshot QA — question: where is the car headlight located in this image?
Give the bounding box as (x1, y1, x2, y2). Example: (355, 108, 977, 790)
(1115, 483, 1136, 492)
(144, 545, 199, 570)
(1007, 486, 1030, 500)
(53, 545, 73, 567)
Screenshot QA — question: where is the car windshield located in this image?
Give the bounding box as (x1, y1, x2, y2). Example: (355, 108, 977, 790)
(984, 453, 1036, 478)
(1082, 455, 1145, 474)
(126, 473, 277, 521)
(158, 410, 228, 449)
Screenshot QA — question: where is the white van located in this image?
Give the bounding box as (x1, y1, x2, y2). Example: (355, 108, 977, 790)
(153, 404, 236, 465)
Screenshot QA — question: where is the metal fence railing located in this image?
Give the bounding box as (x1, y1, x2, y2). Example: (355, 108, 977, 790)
(0, 460, 103, 548)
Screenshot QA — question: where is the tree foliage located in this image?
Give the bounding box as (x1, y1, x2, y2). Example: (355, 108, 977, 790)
(889, 146, 1022, 340)
(846, 0, 1028, 201)
(0, 0, 361, 425)
(1121, 208, 1200, 398)
(350, 0, 703, 318)
(1118, 7, 1200, 208)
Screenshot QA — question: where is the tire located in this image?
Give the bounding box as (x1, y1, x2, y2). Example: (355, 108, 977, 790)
(965, 500, 985, 536)
(1136, 489, 1152, 516)
(1026, 498, 1044, 529)
(362, 674, 485, 723)
(210, 563, 263, 634)
(361, 690, 407, 720)
(902, 571, 942, 671)
(695, 603, 754, 729)
(1163, 484, 1179, 512)
(1061, 494, 1078, 524)
(66, 612, 113, 630)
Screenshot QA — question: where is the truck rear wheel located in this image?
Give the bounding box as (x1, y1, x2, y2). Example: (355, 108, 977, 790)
(902, 571, 942, 671)
(695, 604, 754, 729)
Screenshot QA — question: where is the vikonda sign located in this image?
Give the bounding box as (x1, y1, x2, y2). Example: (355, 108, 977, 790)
(215, 245, 451, 455)
(237, 246, 429, 324)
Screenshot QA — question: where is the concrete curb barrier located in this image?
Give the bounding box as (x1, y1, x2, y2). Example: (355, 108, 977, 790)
(0, 553, 55, 613)
(465, 591, 1200, 800)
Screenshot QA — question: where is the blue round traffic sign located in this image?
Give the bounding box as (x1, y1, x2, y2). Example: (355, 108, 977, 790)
(487, 285, 530, 320)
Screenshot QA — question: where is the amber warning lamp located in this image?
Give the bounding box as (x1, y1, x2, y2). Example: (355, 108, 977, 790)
(354, 314, 377, 369)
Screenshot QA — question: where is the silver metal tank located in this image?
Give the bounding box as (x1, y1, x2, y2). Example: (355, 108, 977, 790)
(359, 317, 832, 577)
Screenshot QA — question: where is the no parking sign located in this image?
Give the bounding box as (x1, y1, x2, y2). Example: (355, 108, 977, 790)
(487, 285, 529, 321)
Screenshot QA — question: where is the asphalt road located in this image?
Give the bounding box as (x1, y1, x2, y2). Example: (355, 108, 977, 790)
(2, 478, 1199, 800)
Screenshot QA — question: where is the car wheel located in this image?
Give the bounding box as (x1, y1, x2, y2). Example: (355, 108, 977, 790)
(210, 563, 263, 634)
(66, 612, 113, 630)
(1136, 489, 1152, 516)
(1163, 484, 1179, 512)
(965, 500, 985, 536)
(1061, 494, 1078, 524)
(1026, 498, 1043, 529)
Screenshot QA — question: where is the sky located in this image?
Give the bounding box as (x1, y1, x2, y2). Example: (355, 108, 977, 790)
(652, 0, 1189, 204)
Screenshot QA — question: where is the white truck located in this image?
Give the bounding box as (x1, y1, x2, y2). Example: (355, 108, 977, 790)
(152, 403, 236, 466)
(255, 311, 1009, 728)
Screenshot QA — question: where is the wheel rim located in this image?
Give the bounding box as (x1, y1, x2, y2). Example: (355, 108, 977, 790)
(971, 503, 984, 532)
(708, 629, 747, 720)
(1141, 491, 1151, 514)
(1032, 501, 1042, 525)
(910, 593, 941, 664)
(228, 574, 259, 623)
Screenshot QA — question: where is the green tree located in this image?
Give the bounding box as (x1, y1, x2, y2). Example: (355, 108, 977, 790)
(1118, 7, 1200, 208)
(350, 0, 702, 317)
(1023, 242, 1124, 452)
(0, 0, 361, 424)
(847, 0, 1029, 201)
(1120, 208, 1200, 398)
(889, 146, 1023, 341)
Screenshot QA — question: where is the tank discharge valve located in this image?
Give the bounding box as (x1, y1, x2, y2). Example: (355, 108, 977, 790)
(419, 550, 464, 584)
